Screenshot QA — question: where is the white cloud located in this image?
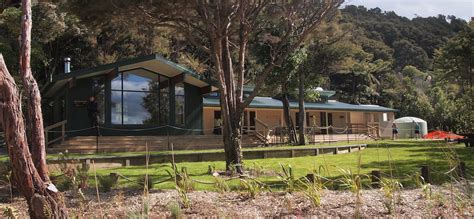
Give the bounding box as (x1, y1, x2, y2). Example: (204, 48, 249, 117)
(343, 0, 473, 21)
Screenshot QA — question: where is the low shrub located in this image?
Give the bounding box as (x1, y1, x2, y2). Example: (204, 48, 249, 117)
(138, 175, 153, 190)
(98, 175, 118, 192)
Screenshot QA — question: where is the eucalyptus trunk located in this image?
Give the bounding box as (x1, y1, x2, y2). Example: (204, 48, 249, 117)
(0, 0, 68, 217)
(298, 70, 306, 145)
(0, 55, 68, 218)
(281, 84, 297, 144)
(19, 0, 49, 181)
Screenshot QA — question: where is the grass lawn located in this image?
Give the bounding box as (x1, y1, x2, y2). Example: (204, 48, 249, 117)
(1, 140, 472, 191)
(89, 140, 472, 191)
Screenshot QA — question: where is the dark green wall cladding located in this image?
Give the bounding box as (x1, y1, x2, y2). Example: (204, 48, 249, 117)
(63, 77, 204, 137)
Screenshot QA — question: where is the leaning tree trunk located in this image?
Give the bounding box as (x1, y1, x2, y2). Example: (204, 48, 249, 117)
(0, 55, 68, 218)
(297, 70, 306, 145)
(19, 0, 49, 181)
(281, 84, 297, 144)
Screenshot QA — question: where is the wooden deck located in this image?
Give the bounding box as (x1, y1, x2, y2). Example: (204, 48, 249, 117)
(47, 133, 373, 154)
(47, 135, 263, 154)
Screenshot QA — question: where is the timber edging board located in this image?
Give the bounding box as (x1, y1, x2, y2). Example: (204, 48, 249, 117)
(47, 144, 367, 167)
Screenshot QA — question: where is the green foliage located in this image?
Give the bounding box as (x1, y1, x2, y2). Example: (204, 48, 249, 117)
(2, 206, 18, 219)
(176, 185, 190, 208)
(127, 197, 151, 219)
(138, 175, 153, 191)
(412, 172, 431, 199)
(76, 165, 90, 189)
(213, 176, 229, 193)
(380, 178, 403, 214)
(240, 178, 267, 198)
(339, 168, 366, 218)
(299, 171, 326, 207)
(98, 175, 118, 192)
(167, 202, 182, 219)
(278, 163, 297, 193)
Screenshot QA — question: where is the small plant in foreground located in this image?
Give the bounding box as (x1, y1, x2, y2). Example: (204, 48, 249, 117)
(339, 168, 365, 218)
(248, 162, 265, 176)
(412, 172, 432, 199)
(240, 178, 267, 198)
(299, 177, 325, 207)
(76, 165, 90, 189)
(278, 163, 297, 193)
(208, 164, 216, 174)
(213, 176, 230, 193)
(2, 206, 18, 219)
(138, 175, 154, 190)
(98, 175, 118, 192)
(168, 201, 182, 219)
(127, 197, 151, 219)
(380, 178, 403, 214)
(176, 185, 191, 208)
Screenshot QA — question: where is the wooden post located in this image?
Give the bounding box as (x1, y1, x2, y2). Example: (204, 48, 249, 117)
(83, 159, 91, 169)
(334, 148, 338, 154)
(123, 159, 130, 167)
(315, 148, 319, 156)
(421, 165, 430, 183)
(371, 170, 381, 188)
(109, 172, 119, 184)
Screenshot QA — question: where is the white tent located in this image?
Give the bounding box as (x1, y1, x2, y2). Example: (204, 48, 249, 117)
(393, 117, 428, 138)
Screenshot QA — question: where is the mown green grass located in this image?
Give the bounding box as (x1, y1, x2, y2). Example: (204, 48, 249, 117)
(2, 140, 472, 191)
(91, 140, 473, 191)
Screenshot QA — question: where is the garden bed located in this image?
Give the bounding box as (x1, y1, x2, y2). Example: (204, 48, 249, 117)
(2, 185, 472, 218)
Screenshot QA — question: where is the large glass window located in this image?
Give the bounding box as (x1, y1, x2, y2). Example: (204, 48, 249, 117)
(110, 69, 169, 125)
(175, 83, 185, 125)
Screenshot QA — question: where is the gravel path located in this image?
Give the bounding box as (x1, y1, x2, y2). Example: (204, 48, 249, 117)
(1, 185, 473, 218)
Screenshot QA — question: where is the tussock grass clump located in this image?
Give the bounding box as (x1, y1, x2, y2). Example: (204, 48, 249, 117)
(380, 178, 403, 214)
(98, 175, 118, 192)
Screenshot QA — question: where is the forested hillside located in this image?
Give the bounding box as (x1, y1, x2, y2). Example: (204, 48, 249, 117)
(0, 2, 472, 132)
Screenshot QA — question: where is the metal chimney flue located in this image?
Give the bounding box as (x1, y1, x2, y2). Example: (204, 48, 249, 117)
(64, 57, 71, 73)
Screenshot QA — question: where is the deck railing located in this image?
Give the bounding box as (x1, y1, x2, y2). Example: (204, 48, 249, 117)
(263, 123, 381, 145)
(44, 120, 67, 146)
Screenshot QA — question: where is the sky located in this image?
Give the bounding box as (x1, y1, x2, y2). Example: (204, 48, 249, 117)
(343, 0, 473, 21)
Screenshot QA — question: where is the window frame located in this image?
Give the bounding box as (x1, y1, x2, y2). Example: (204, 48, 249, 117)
(174, 82, 186, 126)
(109, 67, 171, 126)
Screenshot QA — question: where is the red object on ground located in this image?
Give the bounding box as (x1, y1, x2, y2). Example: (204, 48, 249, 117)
(424, 130, 464, 139)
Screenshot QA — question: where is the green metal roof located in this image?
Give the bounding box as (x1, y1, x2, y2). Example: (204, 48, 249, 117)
(203, 96, 398, 112)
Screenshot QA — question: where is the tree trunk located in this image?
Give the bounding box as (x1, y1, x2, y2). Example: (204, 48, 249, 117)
(19, 0, 49, 182)
(281, 84, 297, 144)
(0, 55, 68, 218)
(298, 70, 306, 145)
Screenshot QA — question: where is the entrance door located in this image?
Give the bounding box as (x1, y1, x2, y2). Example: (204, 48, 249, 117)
(243, 110, 256, 133)
(249, 111, 256, 131)
(319, 112, 333, 134)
